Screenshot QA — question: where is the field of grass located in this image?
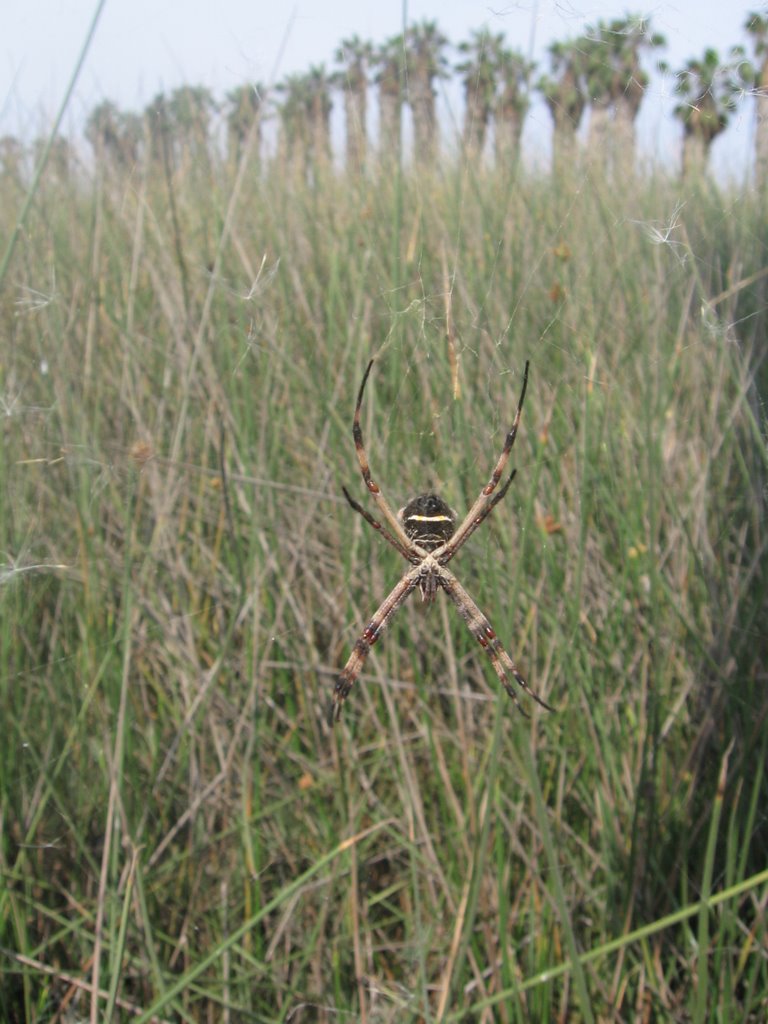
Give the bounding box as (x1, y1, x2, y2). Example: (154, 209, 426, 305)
(1, 124, 767, 1023)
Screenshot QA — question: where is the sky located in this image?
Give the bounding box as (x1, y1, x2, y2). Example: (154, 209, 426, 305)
(1, 0, 763, 178)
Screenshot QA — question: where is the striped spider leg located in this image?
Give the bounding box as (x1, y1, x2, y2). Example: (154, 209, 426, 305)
(330, 358, 552, 724)
(438, 567, 554, 715)
(329, 570, 419, 725)
(437, 360, 529, 565)
(349, 359, 420, 555)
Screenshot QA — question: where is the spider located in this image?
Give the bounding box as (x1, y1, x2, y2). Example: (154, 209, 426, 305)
(329, 358, 553, 725)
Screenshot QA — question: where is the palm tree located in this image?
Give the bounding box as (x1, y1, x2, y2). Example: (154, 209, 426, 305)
(569, 16, 663, 176)
(744, 12, 768, 188)
(146, 86, 216, 172)
(581, 27, 614, 165)
(0, 136, 25, 183)
(304, 65, 334, 169)
(374, 35, 406, 166)
(580, 16, 664, 176)
(610, 16, 665, 174)
(166, 85, 217, 169)
(32, 135, 73, 181)
(671, 48, 747, 177)
(404, 19, 449, 166)
(86, 100, 142, 167)
(275, 73, 310, 179)
(86, 100, 124, 166)
(225, 84, 265, 167)
(538, 39, 588, 176)
(494, 48, 535, 167)
(275, 68, 333, 179)
(334, 35, 373, 172)
(144, 92, 173, 167)
(455, 29, 503, 158)
(118, 113, 143, 167)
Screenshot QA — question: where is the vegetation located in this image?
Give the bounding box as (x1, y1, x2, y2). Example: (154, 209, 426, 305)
(580, 16, 666, 177)
(744, 11, 768, 188)
(225, 84, 265, 168)
(27, 9, 765, 184)
(456, 29, 503, 157)
(454, 30, 534, 166)
(334, 36, 374, 172)
(404, 20, 449, 167)
(538, 39, 589, 176)
(669, 48, 751, 178)
(1, 10, 767, 1024)
(374, 34, 407, 167)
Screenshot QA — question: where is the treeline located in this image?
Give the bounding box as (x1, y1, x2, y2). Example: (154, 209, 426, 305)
(2, 12, 767, 184)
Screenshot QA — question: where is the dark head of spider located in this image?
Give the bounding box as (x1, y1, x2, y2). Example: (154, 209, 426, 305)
(399, 494, 457, 551)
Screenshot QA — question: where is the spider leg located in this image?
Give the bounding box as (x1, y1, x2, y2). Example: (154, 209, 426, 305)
(351, 359, 422, 554)
(439, 565, 553, 714)
(330, 570, 420, 725)
(438, 469, 516, 565)
(342, 486, 416, 562)
(440, 361, 529, 560)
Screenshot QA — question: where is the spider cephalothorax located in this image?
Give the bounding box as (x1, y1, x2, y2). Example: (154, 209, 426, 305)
(330, 358, 553, 725)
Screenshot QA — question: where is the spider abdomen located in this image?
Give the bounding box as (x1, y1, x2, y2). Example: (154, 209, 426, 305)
(398, 494, 457, 551)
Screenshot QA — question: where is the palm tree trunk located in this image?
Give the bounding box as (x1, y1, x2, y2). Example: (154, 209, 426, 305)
(411, 79, 437, 166)
(379, 89, 402, 165)
(310, 99, 331, 169)
(551, 114, 579, 178)
(344, 88, 367, 171)
(494, 111, 523, 167)
(587, 101, 611, 173)
(613, 97, 637, 180)
(682, 129, 708, 178)
(462, 90, 487, 158)
(755, 60, 768, 190)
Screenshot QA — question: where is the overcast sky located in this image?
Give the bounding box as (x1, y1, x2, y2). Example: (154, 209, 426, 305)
(1, 0, 761, 178)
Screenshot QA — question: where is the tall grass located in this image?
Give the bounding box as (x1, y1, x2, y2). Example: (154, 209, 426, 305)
(0, 136, 766, 1022)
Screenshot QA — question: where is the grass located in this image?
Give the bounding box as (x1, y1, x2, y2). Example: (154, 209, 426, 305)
(0, 127, 766, 1022)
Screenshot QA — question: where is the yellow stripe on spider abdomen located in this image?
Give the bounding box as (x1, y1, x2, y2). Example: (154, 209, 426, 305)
(399, 494, 457, 550)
